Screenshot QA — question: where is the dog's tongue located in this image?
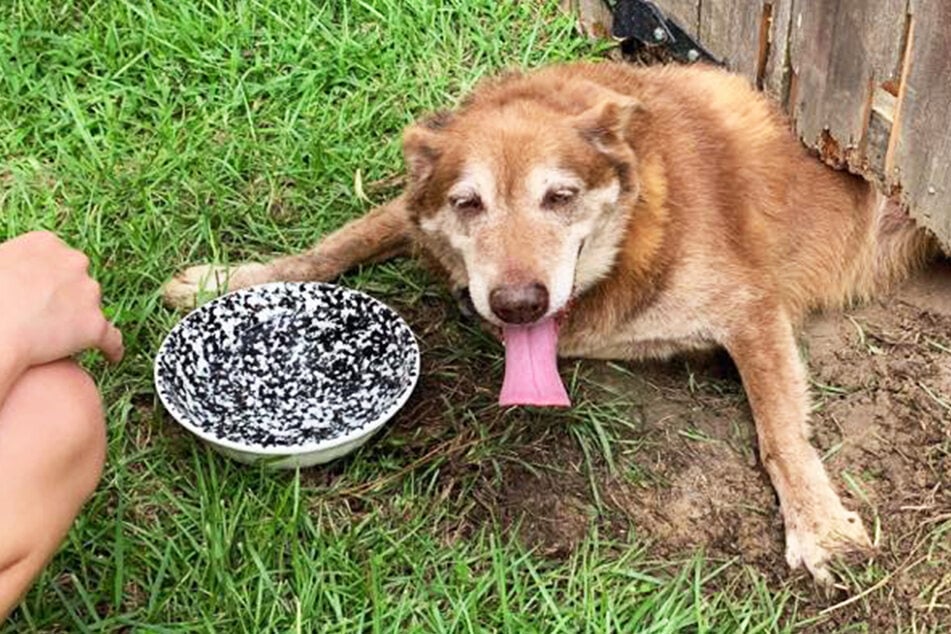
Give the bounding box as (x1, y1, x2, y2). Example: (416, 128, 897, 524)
(499, 317, 570, 407)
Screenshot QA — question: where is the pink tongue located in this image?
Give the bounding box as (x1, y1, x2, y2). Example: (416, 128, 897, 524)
(499, 317, 571, 407)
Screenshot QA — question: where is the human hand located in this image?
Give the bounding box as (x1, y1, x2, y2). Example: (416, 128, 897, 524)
(0, 231, 124, 370)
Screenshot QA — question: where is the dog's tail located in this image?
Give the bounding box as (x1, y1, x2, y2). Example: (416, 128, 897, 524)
(805, 193, 942, 316)
(263, 194, 413, 282)
(871, 196, 943, 293)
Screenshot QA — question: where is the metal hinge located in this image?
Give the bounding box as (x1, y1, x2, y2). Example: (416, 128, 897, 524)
(611, 0, 722, 66)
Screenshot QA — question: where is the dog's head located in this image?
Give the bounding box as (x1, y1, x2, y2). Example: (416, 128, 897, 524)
(403, 75, 644, 327)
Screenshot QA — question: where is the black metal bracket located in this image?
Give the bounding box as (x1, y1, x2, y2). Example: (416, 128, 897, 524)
(611, 0, 722, 66)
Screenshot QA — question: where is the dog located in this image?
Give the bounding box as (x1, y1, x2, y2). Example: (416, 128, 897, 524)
(163, 61, 940, 583)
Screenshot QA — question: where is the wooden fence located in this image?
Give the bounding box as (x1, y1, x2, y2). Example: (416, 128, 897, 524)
(566, 0, 951, 250)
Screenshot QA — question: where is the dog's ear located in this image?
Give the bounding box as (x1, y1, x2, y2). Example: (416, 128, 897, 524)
(403, 126, 439, 182)
(574, 96, 643, 151)
(403, 110, 453, 182)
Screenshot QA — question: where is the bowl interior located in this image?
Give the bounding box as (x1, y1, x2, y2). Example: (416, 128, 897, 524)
(155, 282, 419, 454)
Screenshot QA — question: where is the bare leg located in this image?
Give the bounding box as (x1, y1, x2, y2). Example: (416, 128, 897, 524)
(725, 307, 872, 584)
(0, 361, 106, 618)
(163, 195, 413, 308)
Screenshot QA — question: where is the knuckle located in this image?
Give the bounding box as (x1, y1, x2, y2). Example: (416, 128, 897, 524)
(87, 279, 102, 301)
(74, 250, 91, 268)
(88, 316, 109, 344)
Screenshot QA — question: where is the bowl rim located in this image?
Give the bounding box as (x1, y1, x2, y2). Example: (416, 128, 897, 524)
(154, 281, 421, 457)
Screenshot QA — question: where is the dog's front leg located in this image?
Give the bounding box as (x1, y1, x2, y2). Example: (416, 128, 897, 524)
(163, 195, 412, 308)
(725, 307, 872, 584)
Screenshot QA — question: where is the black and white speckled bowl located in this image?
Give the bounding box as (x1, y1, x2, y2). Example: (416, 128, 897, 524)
(154, 282, 420, 468)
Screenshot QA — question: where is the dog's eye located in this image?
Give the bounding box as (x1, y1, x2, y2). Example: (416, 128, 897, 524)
(450, 194, 484, 215)
(542, 188, 579, 208)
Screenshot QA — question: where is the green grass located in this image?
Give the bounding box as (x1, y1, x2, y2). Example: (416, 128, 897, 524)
(0, 1, 841, 631)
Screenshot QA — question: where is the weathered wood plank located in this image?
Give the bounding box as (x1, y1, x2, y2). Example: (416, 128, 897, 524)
(866, 88, 896, 180)
(698, 0, 764, 79)
(788, 0, 906, 174)
(560, 0, 614, 39)
(894, 0, 951, 247)
(694, 1, 793, 98)
(762, 0, 794, 100)
(661, 0, 700, 38)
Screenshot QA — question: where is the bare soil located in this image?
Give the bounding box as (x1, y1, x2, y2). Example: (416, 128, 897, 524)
(371, 260, 951, 630)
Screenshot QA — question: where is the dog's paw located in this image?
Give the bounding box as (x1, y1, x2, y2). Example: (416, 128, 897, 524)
(162, 263, 268, 309)
(784, 503, 873, 585)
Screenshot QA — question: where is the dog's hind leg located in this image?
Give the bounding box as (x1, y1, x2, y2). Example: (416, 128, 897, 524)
(162, 195, 412, 308)
(724, 305, 872, 585)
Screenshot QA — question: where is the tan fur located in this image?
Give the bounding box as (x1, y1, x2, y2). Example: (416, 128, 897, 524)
(163, 61, 940, 582)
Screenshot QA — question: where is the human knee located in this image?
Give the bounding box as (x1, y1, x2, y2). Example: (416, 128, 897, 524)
(15, 360, 107, 490)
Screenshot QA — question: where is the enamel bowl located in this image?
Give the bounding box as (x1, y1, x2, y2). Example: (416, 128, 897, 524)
(154, 282, 420, 468)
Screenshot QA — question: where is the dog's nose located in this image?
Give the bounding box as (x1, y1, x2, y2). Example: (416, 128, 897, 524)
(489, 283, 549, 324)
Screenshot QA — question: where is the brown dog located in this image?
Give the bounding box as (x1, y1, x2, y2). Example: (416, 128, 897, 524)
(163, 61, 940, 583)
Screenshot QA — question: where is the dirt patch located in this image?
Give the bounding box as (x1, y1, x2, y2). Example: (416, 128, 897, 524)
(798, 264, 951, 629)
(345, 262, 949, 628)
(495, 459, 593, 557)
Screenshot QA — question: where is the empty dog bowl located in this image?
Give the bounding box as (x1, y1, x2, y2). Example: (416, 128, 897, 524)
(154, 282, 420, 468)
